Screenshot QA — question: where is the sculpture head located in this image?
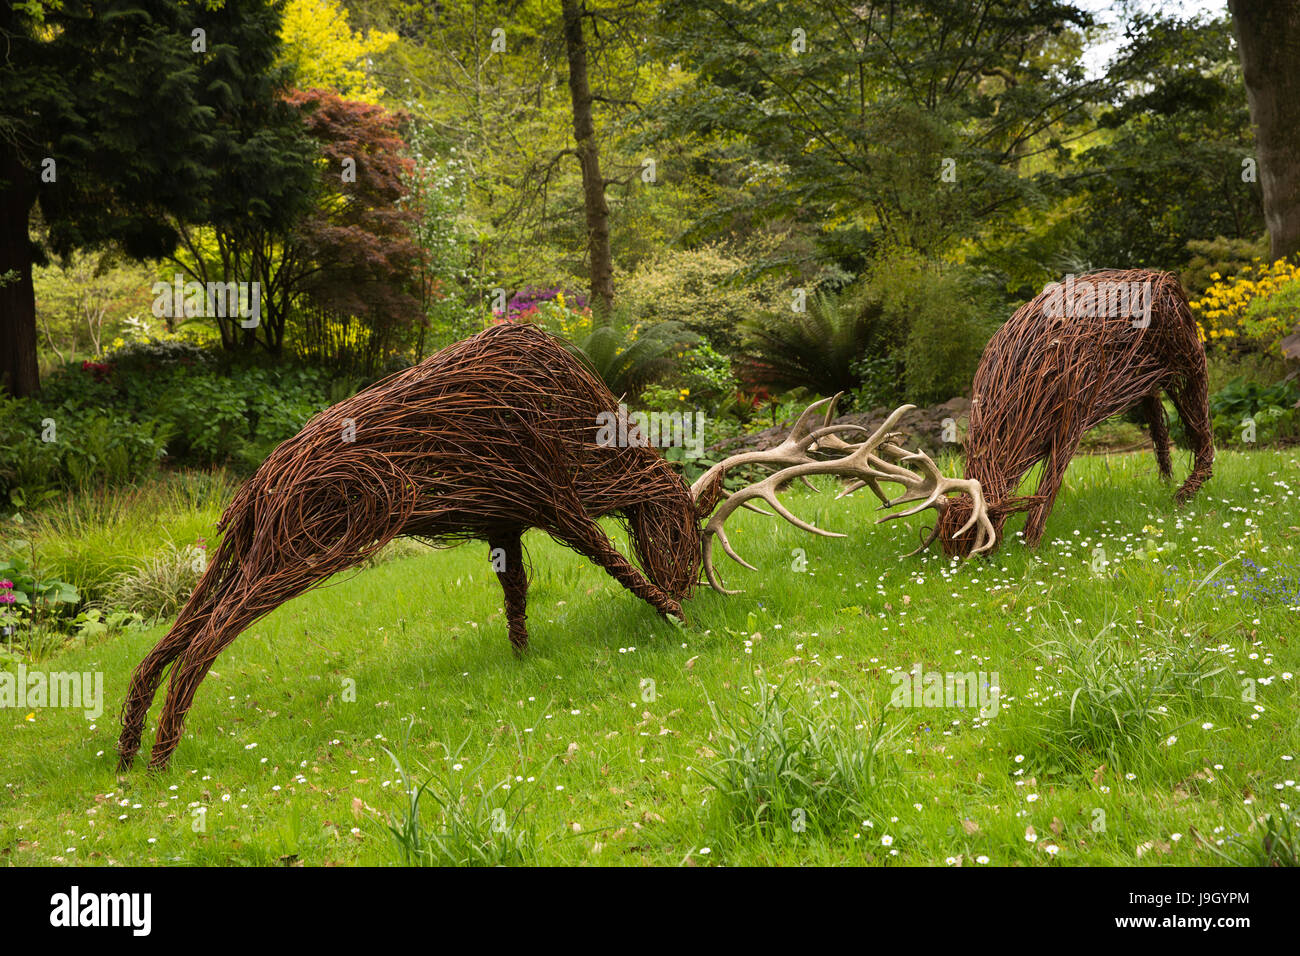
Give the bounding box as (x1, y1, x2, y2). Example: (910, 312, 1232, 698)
(626, 493, 705, 601)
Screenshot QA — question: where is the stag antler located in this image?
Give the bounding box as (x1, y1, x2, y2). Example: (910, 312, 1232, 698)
(693, 401, 996, 594)
(689, 394, 868, 502)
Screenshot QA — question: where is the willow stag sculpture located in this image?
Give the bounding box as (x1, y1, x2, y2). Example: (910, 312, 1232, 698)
(119, 322, 992, 770)
(936, 269, 1214, 555)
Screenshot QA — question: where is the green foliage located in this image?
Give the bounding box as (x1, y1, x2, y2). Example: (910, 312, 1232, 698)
(639, 340, 739, 415)
(850, 353, 906, 410)
(0, 396, 171, 500)
(641, 0, 1102, 263)
(278, 0, 397, 102)
(1242, 279, 1300, 351)
(22, 470, 235, 605)
(103, 540, 207, 622)
(31, 250, 157, 367)
(739, 289, 881, 399)
(0, 552, 78, 612)
(1075, 12, 1262, 269)
(5, 0, 313, 262)
(70, 607, 146, 642)
(741, 257, 991, 404)
(617, 244, 788, 354)
(106, 338, 216, 375)
(875, 255, 993, 405)
(401, 123, 477, 355)
(1207, 377, 1300, 447)
(143, 365, 330, 469)
(7, 346, 333, 496)
(0, 520, 81, 655)
(567, 317, 696, 400)
(1181, 236, 1271, 299)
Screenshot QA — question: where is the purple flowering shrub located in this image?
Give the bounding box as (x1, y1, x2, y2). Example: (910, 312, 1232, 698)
(491, 286, 592, 338)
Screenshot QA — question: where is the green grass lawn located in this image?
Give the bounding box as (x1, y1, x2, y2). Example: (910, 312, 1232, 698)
(3, 448, 1298, 866)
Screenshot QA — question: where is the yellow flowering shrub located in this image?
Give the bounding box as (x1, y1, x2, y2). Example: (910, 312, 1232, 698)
(1190, 257, 1300, 351)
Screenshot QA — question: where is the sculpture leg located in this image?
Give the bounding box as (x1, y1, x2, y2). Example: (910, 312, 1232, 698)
(1167, 378, 1214, 505)
(117, 617, 204, 770)
(489, 530, 530, 653)
(1143, 392, 1172, 479)
(1023, 435, 1080, 547)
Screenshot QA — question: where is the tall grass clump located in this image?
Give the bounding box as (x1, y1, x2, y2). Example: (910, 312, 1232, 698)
(103, 540, 206, 621)
(1029, 617, 1227, 772)
(697, 679, 900, 845)
(1198, 808, 1299, 867)
(28, 470, 237, 601)
(381, 742, 539, 867)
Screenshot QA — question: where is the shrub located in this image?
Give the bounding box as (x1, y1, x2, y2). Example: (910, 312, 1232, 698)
(850, 353, 905, 410)
(566, 315, 696, 400)
(873, 254, 993, 405)
(639, 340, 740, 415)
(739, 288, 883, 399)
(495, 288, 594, 341)
(0, 396, 170, 500)
(3, 349, 335, 498)
(740, 255, 992, 406)
(618, 244, 789, 353)
(1189, 257, 1300, 353)
(106, 338, 215, 375)
(1180, 235, 1269, 299)
(502, 285, 588, 317)
(1206, 376, 1300, 447)
(147, 365, 331, 469)
(0, 527, 81, 656)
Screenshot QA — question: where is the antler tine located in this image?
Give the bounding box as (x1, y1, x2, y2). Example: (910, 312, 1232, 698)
(802, 394, 879, 488)
(699, 404, 917, 591)
(811, 391, 868, 457)
(694, 394, 872, 591)
(690, 392, 870, 502)
(690, 394, 836, 501)
(699, 403, 998, 591)
(870, 444, 998, 555)
(700, 459, 850, 592)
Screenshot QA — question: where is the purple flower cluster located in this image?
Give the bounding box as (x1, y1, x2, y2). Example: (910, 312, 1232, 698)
(1162, 558, 1300, 606)
(496, 286, 588, 318)
(0, 580, 14, 605)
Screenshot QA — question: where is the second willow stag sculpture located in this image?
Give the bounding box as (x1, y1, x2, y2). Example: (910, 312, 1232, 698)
(119, 322, 991, 770)
(936, 269, 1214, 554)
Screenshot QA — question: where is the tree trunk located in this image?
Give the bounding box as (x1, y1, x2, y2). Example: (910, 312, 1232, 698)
(1229, 1, 1300, 262)
(0, 157, 40, 398)
(561, 0, 615, 316)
